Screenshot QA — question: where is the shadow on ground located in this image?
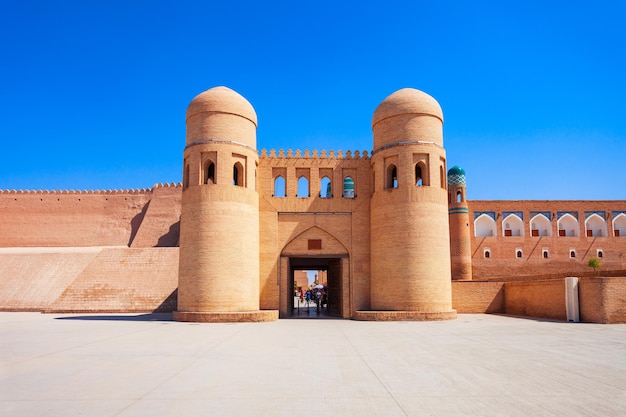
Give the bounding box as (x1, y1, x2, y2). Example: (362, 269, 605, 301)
(54, 313, 173, 322)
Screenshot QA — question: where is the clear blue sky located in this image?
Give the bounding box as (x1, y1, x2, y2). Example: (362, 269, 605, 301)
(1, 1, 624, 200)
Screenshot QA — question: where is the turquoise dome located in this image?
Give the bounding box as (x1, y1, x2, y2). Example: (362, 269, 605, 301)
(448, 166, 465, 176)
(447, 166, 466, 185)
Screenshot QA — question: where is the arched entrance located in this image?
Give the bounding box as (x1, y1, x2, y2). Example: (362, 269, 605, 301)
(287, 257, 344, 318)
(278, 226, 351, 319)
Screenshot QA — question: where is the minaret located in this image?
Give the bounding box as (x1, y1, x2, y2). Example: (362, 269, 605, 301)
(363, 88, 456, 321)
(174, 86, 277, 322)
(448, 166, 472, 281)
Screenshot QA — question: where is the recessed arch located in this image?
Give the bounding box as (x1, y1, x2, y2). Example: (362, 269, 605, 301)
(297, 176, 309, 197)
(386, 164, 398, 189)
(475, 213, 496, 237)
(530, 213, 551, 237)
(274, 176, 285, 197)
(320, 177, 332, 198)
(281, 225, 350, 257)
(204, 160, 216, 185)
(585, 213, 607, 237)
(558, 214, 579, 237)
(502, 214, 524, 237)
(613, 213, 626, 237)
(415, 163, 428, 186)
(233, 162, 244, 186)
(343, 176, 355, 198)
(440, 165, 446, 189)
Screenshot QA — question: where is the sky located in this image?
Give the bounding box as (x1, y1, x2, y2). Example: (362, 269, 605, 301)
(1, 1, 624, 200)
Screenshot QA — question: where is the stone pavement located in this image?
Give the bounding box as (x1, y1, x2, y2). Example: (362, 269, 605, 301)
(1, 312, 625, 417)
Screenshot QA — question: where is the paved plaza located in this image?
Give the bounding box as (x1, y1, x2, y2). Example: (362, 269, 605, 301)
(1, 312, 625, 417)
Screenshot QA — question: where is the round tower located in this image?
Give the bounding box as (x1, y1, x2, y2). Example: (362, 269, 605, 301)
(174, 86, 277, 322)
(448, 166, 473, 281)
(361, 88, 456, 321)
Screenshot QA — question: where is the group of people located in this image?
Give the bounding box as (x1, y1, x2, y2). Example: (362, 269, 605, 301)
(296, 285, 328, 311)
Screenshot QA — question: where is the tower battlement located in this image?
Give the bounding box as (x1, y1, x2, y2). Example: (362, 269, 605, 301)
(259, 149, 370, 159)
(0, 182, 182, 196)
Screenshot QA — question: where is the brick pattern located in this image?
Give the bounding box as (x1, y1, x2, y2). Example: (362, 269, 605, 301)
(47, 247, 178, 312)
(503, 280, 566, 320)
(0, 251, 98, 311)
(452, 281, 504, 313)
(468, 200, 626, 279)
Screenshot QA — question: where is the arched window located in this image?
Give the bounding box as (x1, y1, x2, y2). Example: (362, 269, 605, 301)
(502, 214, 524, 237)
(456, 191, 462, 203)
(516, 250, 523, 258)
(542, 250, 549, 259)
(440, 165, 446, 189)
(233, 162, 244, 186)
(558, 214, 579, 237)
(475, 214, 497, 237)
(343, 177, 355, 198)
(597, 249, 604, 258)
(415, 165, 423, 186)
(320, 177, 331, 198)
(297, 176, 309, 197)
(386, 165, 398, 189)
(530, 214, 551, 237)
(585, 213, 607, 237)
(484, 249, 491, 259)
(613, 213, 626, 237)
(570, 250, 576, 258)
(273, 176, 285, 197)
(204, 161, 215, 184)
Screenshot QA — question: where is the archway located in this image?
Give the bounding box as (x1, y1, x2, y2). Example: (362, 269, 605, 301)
(288, 257, 343, 318)
(279, 225, 350, 319)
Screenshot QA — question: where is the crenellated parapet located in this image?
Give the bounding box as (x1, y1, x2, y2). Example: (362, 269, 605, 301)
(0, 182, 182, 195)
(260, 149, 370, 159)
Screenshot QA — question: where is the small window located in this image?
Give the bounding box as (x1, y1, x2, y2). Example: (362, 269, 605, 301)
(542, 250, 549, 259)
(456, 191, 462, 203)
(386, 165, 398, 189)
(415, 165, 423, 186)
(570, 250, 576, 258)
(205, 161, 215, 184)
(273, 176, 285, 197)
(343, 177, 355, 198)
(320, 177, 331, 198)
(440, 165, 445, 189)
(516, 250, 523, 258)
(484, 249, 491, 259)
(233, 162, 244, 186)
(297, 177, 309, 197)
(597, 249, 604, 258)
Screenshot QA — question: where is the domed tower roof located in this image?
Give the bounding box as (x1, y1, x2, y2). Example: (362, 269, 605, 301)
(447, 165, 466, 185)
(371, 88, 444, 150)
(187, 86, 257, 125)
(372, 88, 443, 127)
(185, 86, 258, 147)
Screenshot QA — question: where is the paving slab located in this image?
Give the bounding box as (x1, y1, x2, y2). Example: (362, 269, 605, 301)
(0, 313, 625, 416)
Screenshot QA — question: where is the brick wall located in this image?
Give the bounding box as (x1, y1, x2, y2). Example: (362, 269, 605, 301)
(452, 281, 503, 313)
(48, 247, 178, 313)
(579, 277, 626, 323)
(0, 250, 99, 311)
(503, 280, 566, 320)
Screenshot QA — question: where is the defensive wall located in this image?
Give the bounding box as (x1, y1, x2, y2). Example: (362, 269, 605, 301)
(469, 200, 626, 279)
(0, 174, 624, 322)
